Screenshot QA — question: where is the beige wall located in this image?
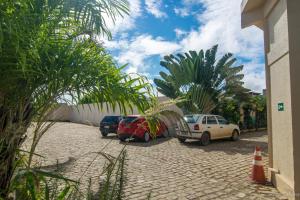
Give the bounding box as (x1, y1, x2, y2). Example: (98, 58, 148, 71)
(267, 0, 295, 195)
(242, 0, 300, 199)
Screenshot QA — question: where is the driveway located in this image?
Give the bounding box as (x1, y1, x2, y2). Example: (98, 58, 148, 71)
(27, 123, 286, 200)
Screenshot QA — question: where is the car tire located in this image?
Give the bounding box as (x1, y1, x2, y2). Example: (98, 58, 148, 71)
(178, 138, 186, 143)
(119, 138, 126, 142)
(200, 132, 210, 146)
(231, 130, 239, 141)
(162, 129, 169, 138)
(143, 132, 150, 143)
(101, 132, 108, 137)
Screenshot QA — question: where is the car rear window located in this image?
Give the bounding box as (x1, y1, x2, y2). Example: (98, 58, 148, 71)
(122, 116, 138, 123)
(102, 116, 120, 123)
(184, 115, 199, 123)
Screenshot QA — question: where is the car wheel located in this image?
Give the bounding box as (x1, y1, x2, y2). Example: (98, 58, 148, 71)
(178, 138, 186, 143)
(231, 130, 239, 141)
(200, 132, 210, 146)
(101, 132, 108, 137)
(162, 129, 169, 138)
(143, 132, 150, 142)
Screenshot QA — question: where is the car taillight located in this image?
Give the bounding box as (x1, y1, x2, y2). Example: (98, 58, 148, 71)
(194, 124, 200, 130)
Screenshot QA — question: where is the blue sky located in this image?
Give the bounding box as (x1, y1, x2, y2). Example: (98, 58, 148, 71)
(103, 0, 266, 93)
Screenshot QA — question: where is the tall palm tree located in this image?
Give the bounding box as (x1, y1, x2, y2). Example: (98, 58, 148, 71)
(0, 0, 151, 198)
(154, 45, 249, 114)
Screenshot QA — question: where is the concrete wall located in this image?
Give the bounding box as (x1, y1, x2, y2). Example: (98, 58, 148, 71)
(48, 96, 183, 136)
(242, 0, 300, 199)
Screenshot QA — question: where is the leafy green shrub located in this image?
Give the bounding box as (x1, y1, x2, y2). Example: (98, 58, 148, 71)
(6, 149, 128, 200)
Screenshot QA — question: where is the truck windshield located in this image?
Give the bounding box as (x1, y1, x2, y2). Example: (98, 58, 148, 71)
(184, 115, 199, 123)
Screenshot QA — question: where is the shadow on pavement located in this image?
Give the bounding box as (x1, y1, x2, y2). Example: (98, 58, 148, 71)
(100, 134, 172, 147)
(119, 137, 173, 147)
(179, 131, 268, 155)
(37, 156, 77, 172)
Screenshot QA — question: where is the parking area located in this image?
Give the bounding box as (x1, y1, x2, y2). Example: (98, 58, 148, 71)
(29, 123, 286, 200)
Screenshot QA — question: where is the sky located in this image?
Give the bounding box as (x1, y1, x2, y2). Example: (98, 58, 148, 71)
(102, 0, 266, 94)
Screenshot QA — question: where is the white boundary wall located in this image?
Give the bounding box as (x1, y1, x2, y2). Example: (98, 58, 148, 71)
(48, 96, 183, 136)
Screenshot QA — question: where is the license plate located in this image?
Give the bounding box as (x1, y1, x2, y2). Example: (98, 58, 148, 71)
(104, 126, 109, 129)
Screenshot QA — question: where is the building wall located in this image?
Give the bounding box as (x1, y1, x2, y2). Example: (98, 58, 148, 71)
(266, 0, 296, 196)
(286, 0, 300, 196)
(242, 0, 300, 199)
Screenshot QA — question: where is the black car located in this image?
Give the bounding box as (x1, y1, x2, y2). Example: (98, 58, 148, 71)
(99, 116, 123, 137)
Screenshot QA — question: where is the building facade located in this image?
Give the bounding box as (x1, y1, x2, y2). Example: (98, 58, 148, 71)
(241, 0, 300, 199)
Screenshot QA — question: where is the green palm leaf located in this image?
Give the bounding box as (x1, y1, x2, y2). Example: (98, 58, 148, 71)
(155, 45, 248, 114)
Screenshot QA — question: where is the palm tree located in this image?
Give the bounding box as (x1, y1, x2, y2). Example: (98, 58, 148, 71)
(154, 45, 249, 114)
(0, 0, 151, 198)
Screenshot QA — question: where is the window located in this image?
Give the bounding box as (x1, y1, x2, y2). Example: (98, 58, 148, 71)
(207, 116, 218, 124)
(184, 115, 200, 123)
(216, 116, 228, 125)
(102, 116, 120, 123)
(202, 116, 206, 124)
(122, 116, 138, 123)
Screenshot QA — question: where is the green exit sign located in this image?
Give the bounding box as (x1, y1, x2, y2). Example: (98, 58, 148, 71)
(278, 102, 284, 111)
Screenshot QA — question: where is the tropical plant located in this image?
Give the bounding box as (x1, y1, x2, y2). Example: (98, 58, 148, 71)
(249, 95, 267, 130)
(216, 98, 240, 124)
(0, 0, 151, 198)
(144, 97, 189, 138)
(154, 45, 249, 114)
(10, 148, 128, 200)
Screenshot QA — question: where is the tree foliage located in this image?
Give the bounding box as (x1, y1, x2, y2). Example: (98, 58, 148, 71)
(216, 98, 240, 124)
(0, 0, 151, 198)
(154, 45, 249, 114)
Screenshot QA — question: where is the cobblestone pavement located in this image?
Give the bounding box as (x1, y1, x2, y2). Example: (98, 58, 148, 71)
(27, 123, 287, 200)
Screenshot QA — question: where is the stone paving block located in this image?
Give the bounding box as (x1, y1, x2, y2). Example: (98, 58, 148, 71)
(30, 123, 287, 200)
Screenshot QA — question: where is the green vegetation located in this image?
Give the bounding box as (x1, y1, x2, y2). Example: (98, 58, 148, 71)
(0, 0, 268, 198)
(154, 45, 267, 129)
(154, 45, 249, 114)
(215, 95, 267, 130)
(0, 0, 150, 199)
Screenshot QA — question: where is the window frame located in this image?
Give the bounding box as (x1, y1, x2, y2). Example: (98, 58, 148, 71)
(201, 116, 207, 124)
(206, 116, 218, 125)
(216, 116, 228, 125)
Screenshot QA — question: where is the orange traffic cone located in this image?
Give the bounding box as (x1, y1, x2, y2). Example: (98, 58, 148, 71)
(250, 146, 266, 184)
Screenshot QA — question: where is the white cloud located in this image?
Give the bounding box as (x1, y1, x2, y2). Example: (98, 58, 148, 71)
(145, 0, 167, 18)
(242, 61, 266, 93)
(243, 70, 266, 93)
(179, 0, 265, 92)
(103, 0, 142, 35)
(180, 1, 264, 55)
(174, 7, 189, 17)
(174, 28, 188, 39)
(104, 0, 266, 92)
(105, 34, 181, 73)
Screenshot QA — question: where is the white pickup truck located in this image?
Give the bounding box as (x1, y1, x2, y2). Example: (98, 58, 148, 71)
(176, 114, 240, 146)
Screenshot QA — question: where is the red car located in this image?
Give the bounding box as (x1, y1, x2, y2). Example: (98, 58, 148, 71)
(117, 115, 168, 142)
